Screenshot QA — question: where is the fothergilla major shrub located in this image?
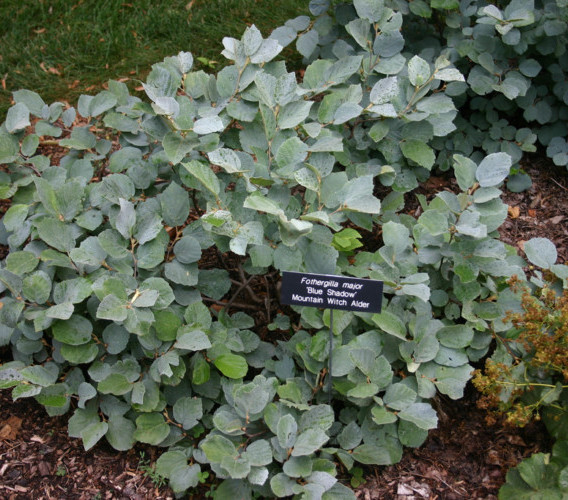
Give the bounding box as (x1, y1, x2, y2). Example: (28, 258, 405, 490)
(1, 0, 567, 497)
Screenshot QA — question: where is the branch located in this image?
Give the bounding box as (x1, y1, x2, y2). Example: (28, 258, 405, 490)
(202, 297, 260, 311)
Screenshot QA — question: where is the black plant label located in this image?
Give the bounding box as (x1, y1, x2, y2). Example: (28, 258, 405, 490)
(281, 271, 383, 313)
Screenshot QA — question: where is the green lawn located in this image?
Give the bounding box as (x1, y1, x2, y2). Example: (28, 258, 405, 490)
(0, 0, 307, 116)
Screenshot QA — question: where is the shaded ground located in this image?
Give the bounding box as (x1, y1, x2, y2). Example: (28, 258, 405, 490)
(355, 389, 549, 500)
(1, 158, 567, 499)
(499, 159, 568, 264)
(0, 383, 549, 500)
(0, 388, 173, 500)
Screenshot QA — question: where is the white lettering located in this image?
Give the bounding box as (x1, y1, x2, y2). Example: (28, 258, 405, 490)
(327, 297, 347, 306)
(351, 300, 369, 308)
(342, 282, 363, 290)
(327, 289, 356, 298)
(292, 294, 324, 304)
(299, 277, 339, 288)
(307, 286, 323, 295)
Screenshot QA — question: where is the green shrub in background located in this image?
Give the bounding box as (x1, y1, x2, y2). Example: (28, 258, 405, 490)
(293, 0, 568, 190)
(1, 0, 567, 497)
(410, 0, 568, 184)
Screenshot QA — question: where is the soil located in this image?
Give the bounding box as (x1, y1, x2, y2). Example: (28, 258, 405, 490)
(1, 157, 567, 499)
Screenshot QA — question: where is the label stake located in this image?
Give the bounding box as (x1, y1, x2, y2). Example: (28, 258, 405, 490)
(328, 308, 333, 405)
(280, 271, 383, 407)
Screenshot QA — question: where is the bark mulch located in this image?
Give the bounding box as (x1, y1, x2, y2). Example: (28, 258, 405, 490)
(0, 388, 173, 500)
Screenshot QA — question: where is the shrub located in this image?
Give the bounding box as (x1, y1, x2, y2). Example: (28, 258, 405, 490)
(1, 0, 567, 497)
(473, 275, 568, 499)
(294, 0, 568, 190)
(474, 282, 568, 428)
(404, 0, 568, 180)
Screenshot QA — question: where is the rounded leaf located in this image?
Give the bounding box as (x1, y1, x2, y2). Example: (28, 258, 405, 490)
(524, 238, 557, 269)
(214, 354, 248, 379)
(52, 315, 93, 346)
(134, 413, 170, 445)
(475, 153, 512, 187)
(22, 271, 51, 304)
(106, 415, 135, 451)
(174, 236, 202, 264)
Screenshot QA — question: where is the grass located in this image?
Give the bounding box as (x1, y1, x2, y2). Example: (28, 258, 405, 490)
(0, 0, 308, 116)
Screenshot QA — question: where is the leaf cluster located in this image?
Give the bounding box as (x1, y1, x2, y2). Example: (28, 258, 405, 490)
(398, 0, 568, 186)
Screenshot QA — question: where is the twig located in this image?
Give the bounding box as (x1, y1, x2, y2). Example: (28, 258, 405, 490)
(551, 177, 568, 192)
(226, 274, 258, 309)
(0, 442, 24, 459)
(202, 297, 259, 311)
(237, 263, 263, 303)
(22, 162, 42, 177)
(264, 275, 271, 323)
(216, 248, 230, 270)
(410, 471, 469, 497)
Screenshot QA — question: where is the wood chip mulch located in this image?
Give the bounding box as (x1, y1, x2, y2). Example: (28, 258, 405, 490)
(500, 159, 568, 264)
(354, 389, 549, 499)
(0, 387, 174, 500)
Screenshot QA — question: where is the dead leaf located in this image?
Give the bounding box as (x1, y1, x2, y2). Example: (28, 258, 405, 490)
(548, 215, 564, 224)
(508, 205, 520, 219)
(0, 416, 23, 440)
(397, 483, 414, 495)
(528, 209, 537, 218)
(506, 434, 527, 446)
(39, 62, 61, 75)
(409, 481, 430, 498)
(68, 80, 80, 89)
(529, 194, 542, 209)
(30, 434, 45, 443)
(34, 28, 47, 34)
(38, 461, 51, 477)
(486, 449, 501, 465)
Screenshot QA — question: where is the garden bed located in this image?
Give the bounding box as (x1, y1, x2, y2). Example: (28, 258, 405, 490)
(1, 159, 565, 500)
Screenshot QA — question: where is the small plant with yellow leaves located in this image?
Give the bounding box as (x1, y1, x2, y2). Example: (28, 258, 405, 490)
(473, 284, 568, 429)
(473, 281, 568, 499)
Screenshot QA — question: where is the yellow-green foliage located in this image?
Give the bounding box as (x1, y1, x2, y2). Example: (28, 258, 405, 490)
(474, 282, 568, 428)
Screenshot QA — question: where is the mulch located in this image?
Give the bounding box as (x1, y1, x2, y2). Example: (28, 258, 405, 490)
(0, 387, 173, 500)
(355, 389, 549, 500)
(499, 159, 568, 264)
(0, 382, 549, 500)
